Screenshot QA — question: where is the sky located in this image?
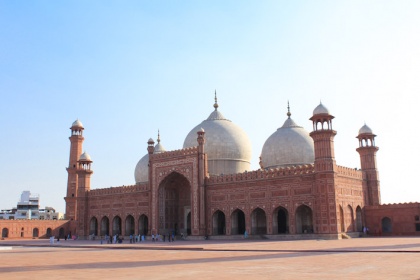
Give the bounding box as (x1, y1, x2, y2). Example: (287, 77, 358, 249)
(1, 1, 419, 213)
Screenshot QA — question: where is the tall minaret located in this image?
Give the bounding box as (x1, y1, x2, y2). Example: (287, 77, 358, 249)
(75, 151, 93, 237)
(309, 102, 339, 234)
(356, 124, 380, 206)
(65, 120, 85, 221)
(197, 128, 207, 235)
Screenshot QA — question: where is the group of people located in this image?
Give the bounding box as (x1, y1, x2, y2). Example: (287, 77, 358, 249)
(151, 232, 176, 242)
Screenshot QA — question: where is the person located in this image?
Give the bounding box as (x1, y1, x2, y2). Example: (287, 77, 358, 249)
(129, 234, 133, 244)
(152, 234, 155, 242)
(244, 230, 248, 239)
(64, 234, 67, 241)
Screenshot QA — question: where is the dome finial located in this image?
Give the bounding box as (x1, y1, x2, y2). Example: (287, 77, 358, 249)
(157, 129, 161, 143)
(287, 101, 291, 118)
(213, 90, 219, 111)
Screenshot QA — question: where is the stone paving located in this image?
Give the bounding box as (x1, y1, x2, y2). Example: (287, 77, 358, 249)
(1, 237, 420, 279)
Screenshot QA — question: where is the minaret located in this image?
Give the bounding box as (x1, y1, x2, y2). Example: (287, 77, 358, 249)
(197, 128, 207, 235)
(309, 102, 339, 234)
(356, 124, 380, 205)
(65, 120, 85, 221)
(75, 151, 93, 237)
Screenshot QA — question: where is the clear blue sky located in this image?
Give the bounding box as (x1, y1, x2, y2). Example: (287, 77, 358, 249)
(1, 1, 419, 212)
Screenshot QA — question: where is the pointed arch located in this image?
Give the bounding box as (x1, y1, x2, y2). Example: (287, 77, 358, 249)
(251, 208, 267, 234)
(2, 228, 9, 238)
(125, 215, 135, 236)
(138, 214, 148, 236)
(46, 228, 52, 238)
(381, 217, 392, 233)
(33, 228, 39, 238)
(212, 210, 226, 235)
(89, 217, 98, 236)
(231, 209, 246, 235)
(100, 216, 110, 236)
(273, 206, 289, 234)
(356, 206, 363, 232)
(112, 216, 122, 235)
(345, 205, 354, 232)
(339, 205, 344, 232)
(295, 204, 313, 234)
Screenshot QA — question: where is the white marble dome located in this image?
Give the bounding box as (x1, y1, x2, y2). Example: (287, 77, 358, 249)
(79, 151, 92, 161)
(72, 119, 84, 128)
(359, 124, 373, 135)
(134, 136, 166, 184)
(313, 102, 330, 115)
(261, 111, 314, 169)
(183, 100, 252, 175)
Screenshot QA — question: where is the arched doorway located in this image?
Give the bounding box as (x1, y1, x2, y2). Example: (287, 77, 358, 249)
(89, 217, 98, 236)
(46, 228, 52, 237)
(112, 216, 122, 235)
(251, 208, 267, 234)
(381, 217, 392, 233)
(33, 228, 39, 238)
(59, 228, 65, 238)
(2, 228, 8, 238)
(339, 205, 345, 232)
(273, 207, 289, 234)
(355, 206, 363, 232)
(125, 215, 135, 236)
(345, 205, 354, 232)
(101, 216, 110, 236)
(212, 210, 226, 235)
(138, 215, 148, 236)
(295, 205, 313, 234)
(158, 172, 191, 236)
(231, 209, 246, 235)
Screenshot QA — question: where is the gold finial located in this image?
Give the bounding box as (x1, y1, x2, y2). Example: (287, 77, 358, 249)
(213, 90, 218, 110)
(287, 101, 291, 118)
(157, 129, 160, 143)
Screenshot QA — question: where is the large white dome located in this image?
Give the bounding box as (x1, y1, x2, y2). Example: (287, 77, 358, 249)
(261, 111, 314, 169)
(134, 134, 166, 184)
(183, 100, 252, 175)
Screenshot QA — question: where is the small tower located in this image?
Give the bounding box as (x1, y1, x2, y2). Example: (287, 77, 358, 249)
(309, 102, 339, 235)
(356, 124, 380, 206)
(75, 151, 93, 237)
(197, 128, 208, 235)
(65, 120, 85, 221)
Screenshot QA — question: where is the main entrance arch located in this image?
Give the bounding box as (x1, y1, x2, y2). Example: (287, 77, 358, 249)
(158, 172, 191, 236)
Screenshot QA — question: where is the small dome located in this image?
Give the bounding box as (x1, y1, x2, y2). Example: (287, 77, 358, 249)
(72, 119, 84, 128)
(183, 95, 252, 175)
(134, 136, 166, 184)
(313, 103, 330, 115)
(359, 124, 373, 135)
(261, 109, 314, 169)
(79, 151, 92, 161)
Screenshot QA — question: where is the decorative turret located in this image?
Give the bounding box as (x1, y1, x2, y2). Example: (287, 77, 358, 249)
(356, 123, 380, 205)
(147, 138, 155, 155)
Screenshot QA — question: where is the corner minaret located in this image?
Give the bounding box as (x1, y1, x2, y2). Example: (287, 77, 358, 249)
(309, 102, 337, 172)
(356, 124, 380, 205)
(197, 128, 207, 235)
(65, 120, 85, 221)
(309, 103, 339, 235)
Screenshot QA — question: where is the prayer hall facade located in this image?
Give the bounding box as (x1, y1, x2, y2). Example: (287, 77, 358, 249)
(62, 96, 418, 241)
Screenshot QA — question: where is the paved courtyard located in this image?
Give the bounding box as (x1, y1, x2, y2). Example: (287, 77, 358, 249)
(1, 237, 420, 279)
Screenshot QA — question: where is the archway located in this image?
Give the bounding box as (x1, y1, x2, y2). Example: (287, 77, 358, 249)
(101, 216, 110, 236)
(295, 205, 313, 234)
(125, 215, 135, 236)
(381, 217, 392, 233)
(112, 216, 122, 235)
(186, 212, 191, 235)
(2, 228, 8, 238)
(212, 210, 226, 235)
(158, 172, 191, 236)
(339, 205, 344, 232)
(33, 228, 39, 238)
(46, 228, 52, 237)
(89, 217, 98, 236)
(356, 206, 363, 232)
(273, 207, 289, 234)
(138, 215, 148, 236)
(59, 227, 65, 238)
(345, 205, 354, 232)
(231, 209, 246, 235)
(251, 208, 267, 234)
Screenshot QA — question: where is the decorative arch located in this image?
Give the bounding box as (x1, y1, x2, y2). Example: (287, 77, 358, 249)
(356, 206, 363, 232)
(101, 216, 110, 236)
(272, 206, 289, 234)
(125, 215, 135, 236)
(59, 227, 65, 238)
(251, 208, 267, 235)
(345, 205, 354, 232)
(2, 228, 9, 238)
(339, 205, 344, 232)
(138, 214, 148, 236)
(212, 210, 226, 235)
(112, 216, 122, 235)
(33, 228, 39, 238)
(381, 217, 392, 233)
(89, 217, 98, 236)
(231, 209, 246, 235)
(46, 228, 52, 238)
(295, 204, 313, 234)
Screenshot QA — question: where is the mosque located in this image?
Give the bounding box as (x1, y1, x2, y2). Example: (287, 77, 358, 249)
(2, 95, 418, 240)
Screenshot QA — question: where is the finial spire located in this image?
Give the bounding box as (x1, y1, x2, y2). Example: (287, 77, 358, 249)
(213, 90, 219, 110)
(157, 129, 161, 143)
(287, 101, 291, 118)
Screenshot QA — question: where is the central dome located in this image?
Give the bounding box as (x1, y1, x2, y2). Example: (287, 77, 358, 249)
(183, 95, 252, 175)
(261, 106, 314, 169)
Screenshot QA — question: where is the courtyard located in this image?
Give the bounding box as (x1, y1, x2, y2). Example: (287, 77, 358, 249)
(0, 237, 419, 279)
